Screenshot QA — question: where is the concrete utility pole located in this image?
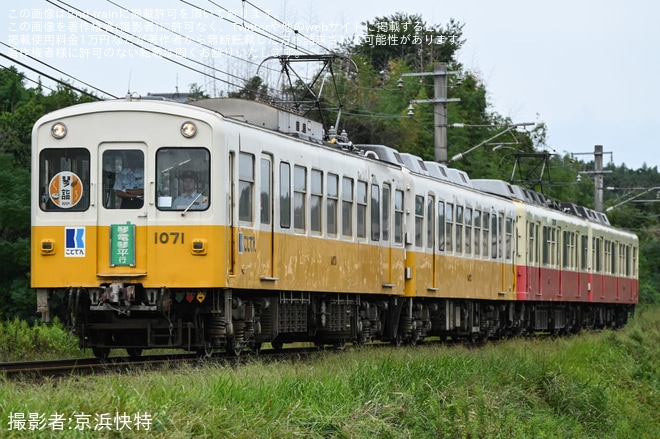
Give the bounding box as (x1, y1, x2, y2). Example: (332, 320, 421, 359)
(400, 62, 460, 163)
(574, 145, 612, 213)
(594, 145, 604, 213)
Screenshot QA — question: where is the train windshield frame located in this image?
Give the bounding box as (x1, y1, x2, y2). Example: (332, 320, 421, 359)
(38, 148, 91, 212)
(156, 147, 210, 211)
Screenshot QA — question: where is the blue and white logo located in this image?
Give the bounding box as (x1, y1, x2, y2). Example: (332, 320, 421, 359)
(65, 227, 86, 257)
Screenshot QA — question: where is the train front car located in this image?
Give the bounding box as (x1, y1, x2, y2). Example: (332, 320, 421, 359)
(32, 98, 230, 359)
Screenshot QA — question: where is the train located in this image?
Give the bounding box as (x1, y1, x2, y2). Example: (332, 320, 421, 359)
(31, 96, 638, 359)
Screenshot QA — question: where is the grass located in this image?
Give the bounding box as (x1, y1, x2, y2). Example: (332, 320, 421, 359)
(0, 306, 659, 438)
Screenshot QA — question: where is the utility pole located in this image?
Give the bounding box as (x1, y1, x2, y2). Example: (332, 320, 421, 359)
(399, 62, 460, 163)
(594, 145, 604, 212)
(574, 145, 612, 212)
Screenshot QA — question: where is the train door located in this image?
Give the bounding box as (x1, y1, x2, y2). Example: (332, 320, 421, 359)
(527, 221, 541, 296)
(259, 154, 276, 281)
(97, 143, 148, 276)
(502, 214, 516, 295)
(381, 183, 394, 287)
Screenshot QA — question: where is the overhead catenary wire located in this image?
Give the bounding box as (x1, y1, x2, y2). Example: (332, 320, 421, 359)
(0, 52, 101, 100)
(0, 41, 118, 99)
(0, 63, 57, 94)
(45, 0, 248, 92)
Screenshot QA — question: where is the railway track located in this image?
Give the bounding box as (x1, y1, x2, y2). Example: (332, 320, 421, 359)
(0, 347, 324, 380)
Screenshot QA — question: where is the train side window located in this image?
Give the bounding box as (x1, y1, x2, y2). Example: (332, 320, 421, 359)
(473, 210, 481, 257)
(342, 177, 354, 237)
(437, 201, 445, 252)
(465, 207, 473, 256)
(294, 165, 306, 231)
(239, 152, 254, 222)
(446, 203, 454, 253)
(427, 195, 435, 249)
(394, 189, 404, 245)
(327, 173, 338, 236)
(280, 162, 291, 228)
(581, 234, 589, 270)
(382, 183, 390, 242)
(39, 148, 90, 211)
(482, 212, 489, 258)
(415, 195, 424, 247)
(357, 180, 367, 239)
(455, 205, 463, 255)
(260, 158, 271, 225)
(371, 184, 380, 241)
(491, 214, 498, 259)
(311, 169, 322, 234)
(156, 148, 210, 211)
(505, 217, 513, 261)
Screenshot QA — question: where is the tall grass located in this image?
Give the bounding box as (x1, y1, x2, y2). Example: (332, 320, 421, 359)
(0, 317, 81, 362)
(0, 307, 658, 438)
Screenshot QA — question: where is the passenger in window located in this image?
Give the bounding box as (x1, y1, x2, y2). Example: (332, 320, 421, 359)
(114, 152, 144, 209)
(173, 170, 208, 209)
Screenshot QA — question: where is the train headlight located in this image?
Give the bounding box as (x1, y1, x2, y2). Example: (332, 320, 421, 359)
(51, 122, 67, 139)
(181, 121, 197, 138)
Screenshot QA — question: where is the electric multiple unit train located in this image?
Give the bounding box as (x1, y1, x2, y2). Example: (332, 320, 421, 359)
(31, 97, 638, 359)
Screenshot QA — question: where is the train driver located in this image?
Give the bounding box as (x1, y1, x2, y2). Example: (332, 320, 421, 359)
(173, 170, 208, 210)
(113, 152, 144, 209)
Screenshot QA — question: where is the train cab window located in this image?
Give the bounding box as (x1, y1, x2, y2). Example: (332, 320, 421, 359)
(394, 189, 404, 245)
(156, 148, 210, 211)
(371, 184, 380, 241)
(415, 195, 424, 247)
(357, 181, 367, 239)
(311, 169, 322, 234)
(327, 173, 338, 236)
(446, 203, 454, 253)
(437, 201, 445, 252)
(294, 165, 306, 231)
(39, 148, 90, 211)
(342, 177, 354, 237)
(382, 183, 390, 242)
(103, 149, 145, 210)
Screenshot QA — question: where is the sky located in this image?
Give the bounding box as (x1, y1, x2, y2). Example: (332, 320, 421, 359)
(2, 0, 658, 170)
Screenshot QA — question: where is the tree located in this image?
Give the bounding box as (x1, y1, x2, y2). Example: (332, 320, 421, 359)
(228, 76, 269, 101)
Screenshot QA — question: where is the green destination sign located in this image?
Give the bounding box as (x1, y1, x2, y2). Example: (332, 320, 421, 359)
(110, 222, 135, 267)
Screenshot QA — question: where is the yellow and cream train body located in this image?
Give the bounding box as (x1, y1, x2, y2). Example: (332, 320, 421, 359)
(31, 97, 637, 357)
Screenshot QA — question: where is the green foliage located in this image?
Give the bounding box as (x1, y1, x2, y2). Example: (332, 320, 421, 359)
(0, 66, 96, 322)
(0, 317, 81, 361)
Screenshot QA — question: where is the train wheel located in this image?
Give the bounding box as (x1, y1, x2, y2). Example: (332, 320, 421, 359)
(250, 341, 262, 354)
(92, 347, 110, 362)
(196, 342, 213, 358)
(126, 348, 143, 360)
(271, 340, 284, 351)
(391, 334, 403, 347)
(228, 341, 243, 357)
(334, 340, 346, 351)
